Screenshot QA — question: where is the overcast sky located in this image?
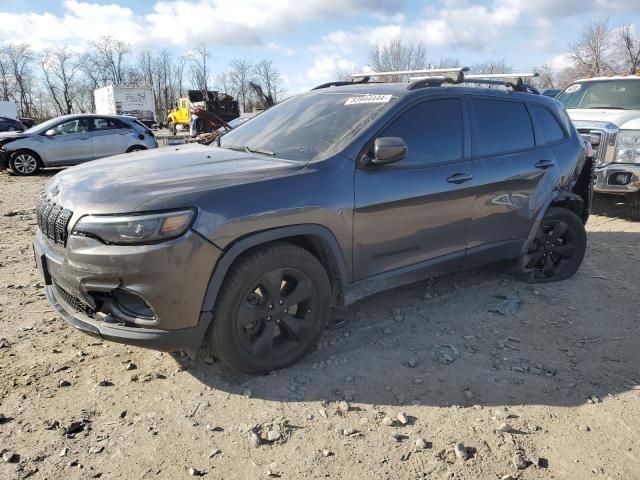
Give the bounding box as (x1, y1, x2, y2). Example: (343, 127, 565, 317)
(1, 0, 639, 93)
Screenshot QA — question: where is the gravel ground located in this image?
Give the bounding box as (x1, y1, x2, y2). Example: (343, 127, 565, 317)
(1, 168, 639, 480)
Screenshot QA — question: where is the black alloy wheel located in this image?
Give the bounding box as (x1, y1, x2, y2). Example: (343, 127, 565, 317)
(210, 242, 331, 374)
(520, 207, 587, 283)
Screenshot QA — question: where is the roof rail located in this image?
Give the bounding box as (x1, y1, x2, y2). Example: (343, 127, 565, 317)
(349, 67, 469, 79)
(311, 76, 371, 91)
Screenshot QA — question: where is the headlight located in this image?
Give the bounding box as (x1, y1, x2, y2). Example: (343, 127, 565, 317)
(72, 209, 195, 245)
(614, 130, 640, 164)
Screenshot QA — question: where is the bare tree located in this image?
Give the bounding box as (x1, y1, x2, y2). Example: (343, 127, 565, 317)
(334, 69, 353, 82)
(432, 57, 461, 69)
(215, 71, 233, 95)
(618, 23, 640, 74)
(2, 43, 35, 116)
(535, 64, 557, 89)
(0, 47, 16, 101)
(367, 40, 427, 81)
(89, 36, 130, 85)
(469, 60, 512, 74)
(174, 55, 186, 99)
(253, 60, 285, 103)
(41, 47, 79, 115)
(228, 58, 254, 112)
(138, 50, 154, 88)
(188, 44, 211, 94)
(570, 19, 615, 77)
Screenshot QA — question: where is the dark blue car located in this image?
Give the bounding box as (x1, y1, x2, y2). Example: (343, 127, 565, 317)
(0, 117, 24, 132)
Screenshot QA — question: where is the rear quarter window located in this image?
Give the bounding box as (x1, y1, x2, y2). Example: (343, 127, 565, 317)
(529, 105, 566, 144)
(470, 98, 535, 156)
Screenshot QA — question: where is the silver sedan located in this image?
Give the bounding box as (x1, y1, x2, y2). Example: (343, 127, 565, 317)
(0, 114, 158, 176)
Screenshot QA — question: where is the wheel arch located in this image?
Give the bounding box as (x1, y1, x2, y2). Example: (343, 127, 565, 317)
(520, 191, 585, 256)
(10, 147, 42, 163)
(9, 148, 44, 172)
(199, 225, 349, 322)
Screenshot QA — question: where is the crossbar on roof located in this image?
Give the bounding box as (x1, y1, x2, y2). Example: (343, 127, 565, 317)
(408, 72, 539, 82)
(350, 67, 469, 79)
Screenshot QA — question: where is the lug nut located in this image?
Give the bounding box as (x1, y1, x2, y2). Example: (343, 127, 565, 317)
(279, 299, 284, 305)
(268, 304, 273, 309)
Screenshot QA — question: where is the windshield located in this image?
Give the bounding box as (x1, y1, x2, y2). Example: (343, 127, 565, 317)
(217, 115, 253, 133)
(23, 116, 70, 134)
(219, 91, 398, 161)
(557, 80, 640, 110)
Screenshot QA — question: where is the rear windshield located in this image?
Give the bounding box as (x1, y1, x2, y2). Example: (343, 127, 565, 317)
(219, 91, 398, 161)
(556, 80, 640, 110)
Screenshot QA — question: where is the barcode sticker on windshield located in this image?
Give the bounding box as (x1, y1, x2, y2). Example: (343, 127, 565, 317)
(345, 95, 393, 105)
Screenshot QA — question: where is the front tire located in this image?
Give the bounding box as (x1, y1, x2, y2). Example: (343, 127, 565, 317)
(9, 150, 40, 176)
(209, 242, 331, 374)
(519, 207, 587, 283)
(627, 191, 640, 222)
(126, 145, 146, 153)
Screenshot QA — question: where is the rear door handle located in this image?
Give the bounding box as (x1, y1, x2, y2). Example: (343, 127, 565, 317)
(535, 159, 555, 169)
(446, 172, 473, 184)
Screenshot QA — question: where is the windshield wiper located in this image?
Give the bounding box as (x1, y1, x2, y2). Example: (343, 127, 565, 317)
(222, 144, 275, 156)
(586, 106, 629, 110)
(222, 144, 245, 152)
(244, 145, 275, 156)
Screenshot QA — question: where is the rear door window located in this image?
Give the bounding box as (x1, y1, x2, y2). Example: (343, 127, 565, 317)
(470, 99, 534, 156)
(93, 117, 128, 131)
(380, 98, 464, 167)
(529, 105, 566, 144)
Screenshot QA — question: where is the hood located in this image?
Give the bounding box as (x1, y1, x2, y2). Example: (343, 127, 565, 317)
(0, 131, 30, 146)
(567, 108, 640, 130)
(47, 143, 306, 214)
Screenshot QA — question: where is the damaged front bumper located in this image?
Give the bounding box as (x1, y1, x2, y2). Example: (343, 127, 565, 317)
(594, 164, 640, 194)
(0, 149, 8, 170)
(33, 229, 221, 353)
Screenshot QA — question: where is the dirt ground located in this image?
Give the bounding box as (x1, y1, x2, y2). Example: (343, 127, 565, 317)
(1, 168, 639, 480)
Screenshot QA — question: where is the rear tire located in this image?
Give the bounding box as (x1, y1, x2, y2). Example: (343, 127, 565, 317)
(9, 150, 40, 176)
(519, 207, 587, 283)
(627, 191, 640, 222)
(209, 242, 331, 374)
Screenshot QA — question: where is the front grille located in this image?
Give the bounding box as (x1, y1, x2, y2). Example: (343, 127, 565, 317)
(36, 192, 73, 246)
(577, 128, 611, 168)
(53, 282, 95, 316)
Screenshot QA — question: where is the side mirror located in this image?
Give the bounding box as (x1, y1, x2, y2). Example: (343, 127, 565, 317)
(372, 137, 407, 165)
(45, 129, 56, 137)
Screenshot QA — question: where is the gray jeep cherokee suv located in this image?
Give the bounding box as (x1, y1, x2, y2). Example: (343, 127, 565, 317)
(33, 74, 593, 373)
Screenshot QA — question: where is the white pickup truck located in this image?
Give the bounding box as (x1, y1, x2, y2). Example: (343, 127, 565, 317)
(557, 76, 640, 220)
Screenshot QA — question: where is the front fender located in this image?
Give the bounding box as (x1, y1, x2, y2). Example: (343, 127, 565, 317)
(197, 224, 350, 332)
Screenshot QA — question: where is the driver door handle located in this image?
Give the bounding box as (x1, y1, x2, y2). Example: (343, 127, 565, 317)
(535, 159, 555, 169)
(446, 172, 473, 184)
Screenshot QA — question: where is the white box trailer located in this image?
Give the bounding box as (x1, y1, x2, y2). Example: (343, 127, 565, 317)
(94, 85, 156, 127)
(0, 101, 17, 119)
